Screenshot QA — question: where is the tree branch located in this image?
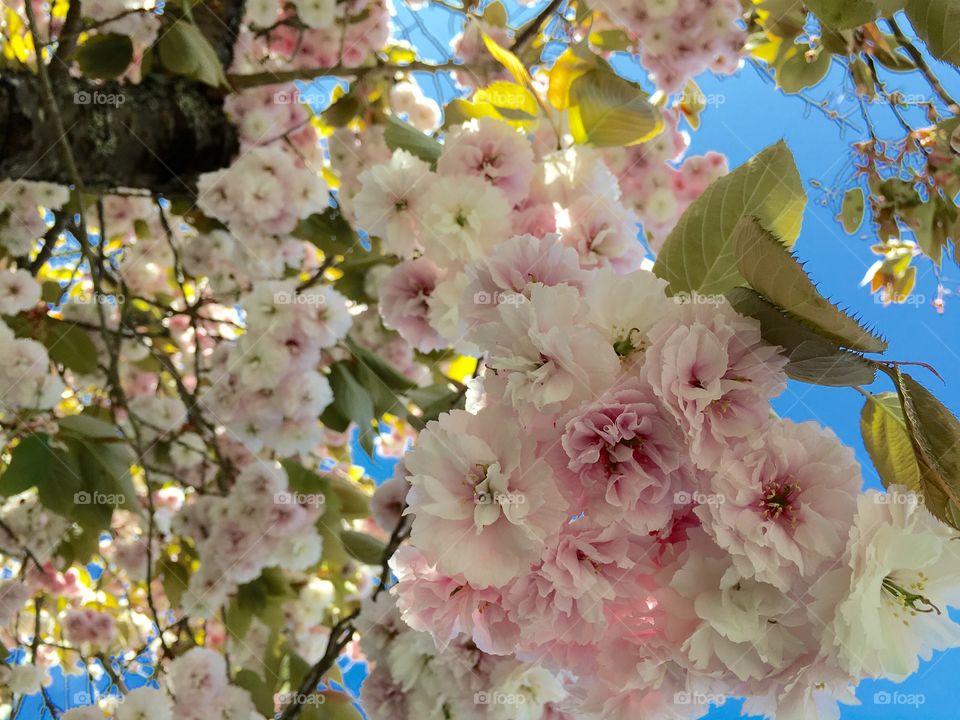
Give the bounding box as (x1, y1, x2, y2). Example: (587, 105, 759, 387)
(511, 0, 564, 54)
(887, 16, 960, 115)
(226, 60, 469, 89)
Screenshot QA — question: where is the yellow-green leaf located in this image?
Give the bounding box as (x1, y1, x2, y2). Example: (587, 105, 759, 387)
(383, 114, 442, 165)
(886, 368, 960, 528)
(159, 20, 226, 87)
(568, 68, 662, 147)
(482, 32, 532, 86)
(841, 187, 865, 234)
(547, 45, 597, 110)
(806, 0, 878, 29)
(861, 392, 921, 492)
(653, 141, 806, 295)
(733, 216, 887, 352)
(905, 0, 960, 66)
(727, 287, 876, 386)
(776, 47, 832, 93)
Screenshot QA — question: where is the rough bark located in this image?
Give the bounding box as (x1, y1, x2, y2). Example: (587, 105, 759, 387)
(0, 72, 237, 195)
(0, 0, 247, 194)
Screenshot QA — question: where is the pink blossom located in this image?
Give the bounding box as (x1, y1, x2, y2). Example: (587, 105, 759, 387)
(438, 118, 536, 201)
(553, 380, 690, 532)
(642, 299, 787, 469)
(461, 234, 587, 330)
(697, 419, 861, 590)
(378, 258, 448, 352)
(403, 407, 568, 588)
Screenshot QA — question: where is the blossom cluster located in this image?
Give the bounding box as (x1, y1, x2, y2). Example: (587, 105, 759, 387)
(351, 117, 651, 354)
(201, 278, 350, 455)
(0, 271, 65, 417)
(173, 461, 325, 616)
(603, 109, 728, 250)
(591, 0, 746, 92)
(375, 118, 960, 719)
(233, 0, 390, 72)
(358, 591, 570, 720)
(0, 180, 71, 257)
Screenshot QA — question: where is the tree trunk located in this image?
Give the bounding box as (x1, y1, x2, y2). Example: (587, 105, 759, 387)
(0, 72, 238, 195)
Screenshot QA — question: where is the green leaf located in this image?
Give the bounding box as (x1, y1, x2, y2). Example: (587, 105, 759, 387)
(224, 595, 254, 640)
(861, 392, 921, 492)
(158, 20, 226, 87)
(841, 187, 865, 234)
(328, 475, 370, 520)
(885, 368, 960, 528)
(345, 337, 417, 392)
(0, 434, 71, 500)
(776, 47, 832, 93)
(589, 29, 633, 51)
(905, 0, 960, 66)
(157, 555, 191, 609)
(339, 529, 387, 565)
(293, 207, 358, 257)
(67, 437, 124, 532)
(384, 115, 442, 166)
(42, 318, 99, 374)
(568, 68, 662, 147)
(73, 438, 139, 514)
(73, 33, 133, 80)
(56, 525, 101, 567)
(234, 669, 275, 717)
(733, 216, 887, 353)
(41, 281, 62, 305)
(873, 35, 917, 72)
(406, 383, 464, 425)
(727, 287, 876, 386)
(281, 460, 330, 495)
(323, 363, 376, 455)
(653, 141, 806, 295)
(227, 569, 295, 638)
(58, 414, 121, 441)
(806, 0, 878, 29)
